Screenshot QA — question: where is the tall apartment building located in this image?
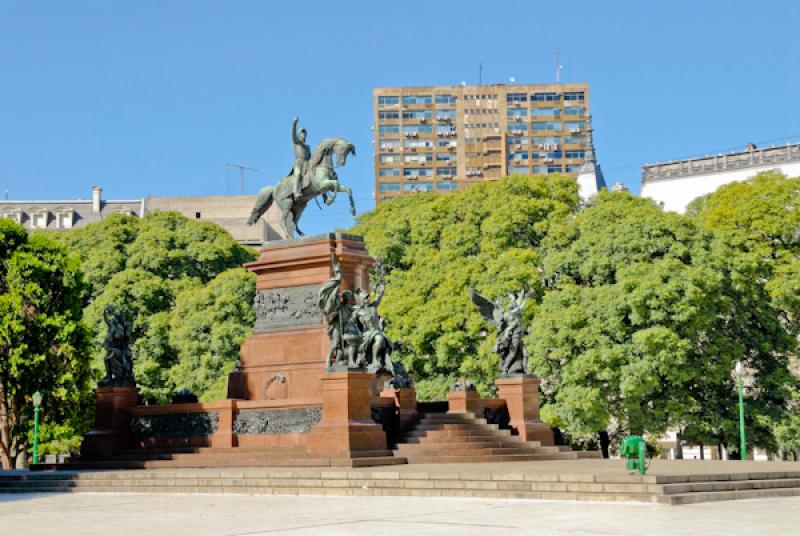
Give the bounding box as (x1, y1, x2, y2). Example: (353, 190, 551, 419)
(373, 83, 604, 204)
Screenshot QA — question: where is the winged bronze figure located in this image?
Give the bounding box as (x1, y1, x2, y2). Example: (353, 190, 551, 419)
(470, 289, 530, 376)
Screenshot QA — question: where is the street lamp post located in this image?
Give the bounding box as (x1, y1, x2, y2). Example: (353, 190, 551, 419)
(32, 391, 42, 465)
(735, 361, 746, 461)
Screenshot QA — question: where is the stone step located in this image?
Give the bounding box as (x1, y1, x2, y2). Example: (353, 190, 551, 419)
(406, 428, 513, 439)
(4, 468, 800, 504)
(396, 453, 583, 464)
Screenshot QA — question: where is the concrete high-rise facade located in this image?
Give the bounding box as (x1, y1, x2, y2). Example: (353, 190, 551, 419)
(373, 83, 603, 204)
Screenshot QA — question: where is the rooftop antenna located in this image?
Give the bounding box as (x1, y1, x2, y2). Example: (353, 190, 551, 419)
(478, 62, 483, 85)
(226, 163, 259, 195)
(4, 188, 7, 200)
(556, 52, 564, 83)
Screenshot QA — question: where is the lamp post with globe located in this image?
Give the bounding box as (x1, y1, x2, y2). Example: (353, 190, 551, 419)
(31, 391, 43, 465)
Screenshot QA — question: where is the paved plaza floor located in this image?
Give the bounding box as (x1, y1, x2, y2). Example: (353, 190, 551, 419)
(1, 492, 798, 535)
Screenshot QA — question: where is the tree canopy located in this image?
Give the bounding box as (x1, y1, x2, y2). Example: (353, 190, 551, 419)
(688, 171, 800, 456)
(529, 191, 794, 447)
(351, 175, 580, 399)
(0, 219, 92, 468)
(49, 211, 257, 403)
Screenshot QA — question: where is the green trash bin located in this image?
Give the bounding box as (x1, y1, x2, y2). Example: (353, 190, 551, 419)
(620, 435, 647, 475)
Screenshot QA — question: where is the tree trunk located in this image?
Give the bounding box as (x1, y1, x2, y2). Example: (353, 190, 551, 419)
(675, 431, 683, 460)
(0, 385, 12, 470)
(699, 443, 705, 460)
(598, 430, 610, 459)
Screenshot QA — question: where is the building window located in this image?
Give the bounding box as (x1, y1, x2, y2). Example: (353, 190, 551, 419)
(532, 136, 561, 146)
(436, 153, 456, 163)
(378, 182, 401, 192)
(378, 110, 400, 120)
(402, 95, 433, 105)
(562, 135, 584, 145)
(436, 95, 456, 104)
(532, 165, 548, 174)
(532, 121, 561, 132)
(404, 181, 433, 192)
(508, 151, 528, 161)
(509, 165, 529, 175)
(379, 168, 400, 177)
(563, 107, 585, 117)
(565, 150, 586, 159)
(566, 164, 582, 172)
(404, 139, 433, 149)
(380, 154, 400, 163)
(564, 91, 585, 101)
(436, 125, 457, 136)
(403, 125, 433, 136)
(531, 107, 561, 117)
(402, 110, 432, 120)
(532, 92, 560, 102)
(378, 96, 399, 106)
(437, 181, 458, 190)
(31, 211, 49, 229)
(1, 209, 23, 224)
(507, 122, 528, 134)
(404, 168, 433, 177)
(507, 93, 527, 103)
(436, 140, 456, 148)
(379, 125, 400, 135)
(547, 164, 563, 173)
(379, 139, 400, 150)
(436, 167, 456, 176)
(54, 210, 74, 228)
(404, 153, 432, 163)
(564, 121, 585, 133)
(436, 109, 456, 120)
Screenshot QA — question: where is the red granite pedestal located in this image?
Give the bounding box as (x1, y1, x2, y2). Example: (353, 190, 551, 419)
(307, 370, 391, 459)
(228, 233, 374, 404)
(80, 386, 139, 458)
(380, 387, 418, 429)
(495, 375, 554, 446)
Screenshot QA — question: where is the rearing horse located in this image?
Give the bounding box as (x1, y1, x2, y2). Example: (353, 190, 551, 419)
(247, 137, 356, 237)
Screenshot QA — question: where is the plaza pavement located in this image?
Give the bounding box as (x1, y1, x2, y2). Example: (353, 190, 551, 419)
(1, 491, 798, 535)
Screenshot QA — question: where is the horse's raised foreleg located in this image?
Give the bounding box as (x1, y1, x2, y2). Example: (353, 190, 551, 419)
(337, 185, 356, 216)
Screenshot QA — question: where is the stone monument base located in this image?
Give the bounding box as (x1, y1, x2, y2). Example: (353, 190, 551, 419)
(495, 375, 554, 446)
(307, 370, 392, 460)
(81, 386, 139, 459)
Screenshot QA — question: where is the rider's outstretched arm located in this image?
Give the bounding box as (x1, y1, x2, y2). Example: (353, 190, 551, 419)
(292, 117, 300, 145)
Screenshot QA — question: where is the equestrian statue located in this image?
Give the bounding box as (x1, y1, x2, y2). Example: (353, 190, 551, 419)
(247, 117, 356, 237)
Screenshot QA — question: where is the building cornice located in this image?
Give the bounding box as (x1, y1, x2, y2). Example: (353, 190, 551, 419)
(642, 143, 800, 183)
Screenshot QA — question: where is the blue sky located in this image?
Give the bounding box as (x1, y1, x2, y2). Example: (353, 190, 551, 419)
(2, 1, 798, 234)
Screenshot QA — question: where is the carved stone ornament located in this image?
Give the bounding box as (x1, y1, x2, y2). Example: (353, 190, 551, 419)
(254, 284, 321, 332)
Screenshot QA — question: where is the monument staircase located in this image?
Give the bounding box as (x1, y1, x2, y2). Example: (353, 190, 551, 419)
(392, 411, 600, 463)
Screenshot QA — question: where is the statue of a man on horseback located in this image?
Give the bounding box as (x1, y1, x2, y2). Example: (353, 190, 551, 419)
(291, 117, 311, 200)
(247, 117, 356, 238)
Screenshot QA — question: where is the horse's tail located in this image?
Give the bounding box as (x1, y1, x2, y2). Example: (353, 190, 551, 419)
(247, 186, 274, 225)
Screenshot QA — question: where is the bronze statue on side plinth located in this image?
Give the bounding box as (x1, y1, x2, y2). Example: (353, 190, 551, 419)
(98, 305, 136, 388)
(470, 289, 531, 376)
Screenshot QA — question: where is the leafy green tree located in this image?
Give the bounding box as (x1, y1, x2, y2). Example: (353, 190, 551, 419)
(167, 268, 255, 402)
(529, 191, 794, 447)
(48, 211, 257, 404)
(352, 175, 580, 398)
(0, 220, 92, 468)
(688, 171, 800, 455)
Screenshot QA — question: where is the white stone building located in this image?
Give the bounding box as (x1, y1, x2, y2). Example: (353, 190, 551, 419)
(640, 142, 800, 213)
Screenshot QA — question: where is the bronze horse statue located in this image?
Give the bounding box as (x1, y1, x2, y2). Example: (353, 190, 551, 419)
(247, 136, 356, 237)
